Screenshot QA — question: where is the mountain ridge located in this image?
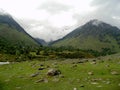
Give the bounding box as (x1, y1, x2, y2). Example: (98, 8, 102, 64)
(50, 19, 120, 52)
(0, 13, 41, 53)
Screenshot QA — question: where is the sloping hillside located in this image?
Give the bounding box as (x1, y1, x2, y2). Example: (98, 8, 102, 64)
(51, 19, 120, 52)
(0, 14, 40, 53)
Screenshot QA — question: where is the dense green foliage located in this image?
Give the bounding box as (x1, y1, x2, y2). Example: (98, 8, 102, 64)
(0, 24, 39, 54)
(0, 45, 116, 62)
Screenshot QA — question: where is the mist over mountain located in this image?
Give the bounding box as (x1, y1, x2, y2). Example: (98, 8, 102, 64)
(51, 19, 120, 52)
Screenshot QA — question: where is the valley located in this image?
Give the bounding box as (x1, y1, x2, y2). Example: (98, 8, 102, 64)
(0, 13, 120, 90)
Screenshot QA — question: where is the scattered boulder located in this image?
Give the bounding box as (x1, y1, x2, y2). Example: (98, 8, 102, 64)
(88, 71, 94, 75)
(77, 61, 84, 64)
(106, 81, 110, 84)
(35, 79, 44, 83)
(72, 64, 77, 68)
(30, 72, 40, 77)
(35, 78, 48, 83)
(38, 67, 45, 70)
(97, 85, 102, 88)
(91, 82, 98, 85)
(80, 84, 84, 87)
(90, 61, 96, 64)
(73, 88, 77, 90)
(92, 59, 96, 62)
(32, 65, 36, 68)
(111, 71, 119, 75)
(91, 78, 102, 82)
(47, 68, 61, 76)
(16, 87, 21, 89)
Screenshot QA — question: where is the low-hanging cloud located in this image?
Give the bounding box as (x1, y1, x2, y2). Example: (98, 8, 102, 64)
(0, 0, 120, 42)
(39, 1, 72, 14)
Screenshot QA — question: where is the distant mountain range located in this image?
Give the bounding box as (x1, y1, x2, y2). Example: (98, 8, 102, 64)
(0, 14, 40, 52)
(1, 12, 120, 53)
(35, 38, 47, 46)
(50, 19, 120, 52)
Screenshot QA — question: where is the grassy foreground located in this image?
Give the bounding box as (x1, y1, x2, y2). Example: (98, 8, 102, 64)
(0, 55, 120, 90)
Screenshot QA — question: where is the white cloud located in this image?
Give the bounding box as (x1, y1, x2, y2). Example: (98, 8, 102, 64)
(49, 12, 77, 28)
(0, 0, 119, 41)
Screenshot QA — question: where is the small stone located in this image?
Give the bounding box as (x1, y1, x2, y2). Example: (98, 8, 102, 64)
(92, 59, 96, 62)
(91, 82, 98, 85)
(111, 71, 119, 75)
(77, 61, 84, 64)
(30, 72, 39, 77)
(38, 67, 45, 70)
(35, 78, 48, 83)
(97, 85, 102, 88)
(80, 85, 84, 87)
(47, 68, 61, 76)
(88, 71, 94, 75)
(118, 83, 120, 86)
(91, 78, 102, 82)
(73, 87, 77, 90)
(90, 61, 96, 64)
(16, 87, 21, 89)
(35, 79, 44, 83)
(106, 81, 110, 84)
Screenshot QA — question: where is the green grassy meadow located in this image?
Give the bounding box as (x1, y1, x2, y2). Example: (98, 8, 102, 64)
(0, 54, 120, 90)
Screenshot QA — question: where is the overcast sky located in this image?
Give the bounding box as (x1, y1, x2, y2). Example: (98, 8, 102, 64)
(0, 0, 120, 42)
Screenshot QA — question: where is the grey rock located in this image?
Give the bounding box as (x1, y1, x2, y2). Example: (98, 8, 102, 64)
(47, 68, 61, 76)
(88, 71, 94, 75)
(30, 72, 40, 77)
(80, 84, 84, 87)
(111, 71, 119, 75)
(38, 67, 45, 70)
